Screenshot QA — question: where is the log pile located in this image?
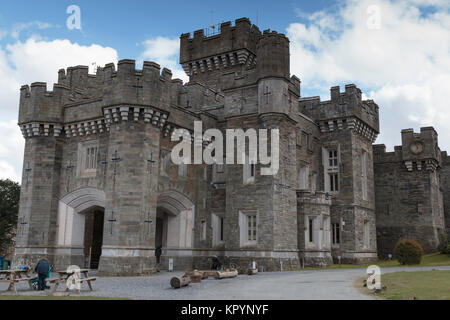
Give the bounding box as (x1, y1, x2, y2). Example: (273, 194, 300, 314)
(184, 270, 202, 283)
(170, 276, 191, 289)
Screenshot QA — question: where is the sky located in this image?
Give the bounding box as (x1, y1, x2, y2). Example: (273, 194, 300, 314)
(0, 0, 449, 182)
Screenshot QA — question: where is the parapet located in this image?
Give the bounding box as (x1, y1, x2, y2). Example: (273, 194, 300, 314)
(180, 17, 261, 78)
(299, 84, 380, 134)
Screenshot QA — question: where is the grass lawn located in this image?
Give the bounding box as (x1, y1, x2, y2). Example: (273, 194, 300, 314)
(303, 252, 450, 270)
(0, 295, 130, 300)
(369, 270, 450, 300)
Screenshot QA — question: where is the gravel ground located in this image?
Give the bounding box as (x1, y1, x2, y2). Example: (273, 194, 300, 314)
(1, 265, 449, 300)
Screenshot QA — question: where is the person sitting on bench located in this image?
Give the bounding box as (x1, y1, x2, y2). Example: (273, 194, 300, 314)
(34, 257, 50, 290)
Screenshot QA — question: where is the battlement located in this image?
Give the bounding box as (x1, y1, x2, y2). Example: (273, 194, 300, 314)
(180, 18, 261, 87)
(18, 56, 228, 132)
(299, 84, 380, 135)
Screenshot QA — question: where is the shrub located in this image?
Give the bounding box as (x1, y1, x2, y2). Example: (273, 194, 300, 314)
(394, 239, 424, 265)
(437, 233, 449, 254)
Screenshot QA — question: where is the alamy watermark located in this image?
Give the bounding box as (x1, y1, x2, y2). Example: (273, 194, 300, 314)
(366, 265, 382, 290)
(66, 5, 81, 30)
(170, 121, 280, 176)
(366, 5, 381, 30)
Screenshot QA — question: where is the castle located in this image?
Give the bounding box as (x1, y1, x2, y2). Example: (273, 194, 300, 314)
(14, 18, 449, 275)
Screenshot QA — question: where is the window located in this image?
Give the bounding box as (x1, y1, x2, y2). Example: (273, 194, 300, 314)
(308, 218, 314, 243)
(323, 217, 330, 247)
(201, 220, 206, 241)
(212, 213, 225, 246)
(239, 211, 258, 246)
(329, 173, 339, 192)
(329, 150, 338, 167)
(77, 141, 98, 178)
(299, 165, 309, 190)
(178, 163, 187, 177)
(323, 147, 339, 192)
(247, 215, 257, 242)
(243, 156, 256, 184)
(361, 150, 368, 200)
(85, 147, 98, 170)
(332, 223, 340, 245)
(311, 173, 317, 193)
(363, 221, 370, 248)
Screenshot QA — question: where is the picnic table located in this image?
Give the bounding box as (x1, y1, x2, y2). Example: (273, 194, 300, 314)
(51, 268, 96, 294)
(0, 269, 37, 293)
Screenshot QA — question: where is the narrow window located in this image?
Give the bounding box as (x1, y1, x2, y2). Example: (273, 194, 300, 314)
(309, 218, 314, 243)
(329, 173, 339, 191)
(220, 217, 224, 242)
(247, 214, 257, 242)
(201, 220, 206, 241)
(332, 223, 340, 245)
(364, 221, 370, 248)
(361, 150, 368, 200)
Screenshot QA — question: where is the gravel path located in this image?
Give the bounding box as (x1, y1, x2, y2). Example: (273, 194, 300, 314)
(1, 265, 449, 300)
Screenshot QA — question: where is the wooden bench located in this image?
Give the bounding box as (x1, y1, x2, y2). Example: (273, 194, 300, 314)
(78, 277, 97, 291)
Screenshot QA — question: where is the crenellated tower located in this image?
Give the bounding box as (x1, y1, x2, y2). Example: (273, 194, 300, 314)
(374, 127, 446, 256)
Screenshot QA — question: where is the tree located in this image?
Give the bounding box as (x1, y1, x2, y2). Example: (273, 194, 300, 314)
(0, 179, 20, 252)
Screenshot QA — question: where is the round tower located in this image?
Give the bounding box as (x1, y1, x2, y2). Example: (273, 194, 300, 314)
(256, 30, 290, 80)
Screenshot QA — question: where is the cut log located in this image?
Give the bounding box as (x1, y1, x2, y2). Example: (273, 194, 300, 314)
(170, 276, 191, 289)
(214, 269, 238, 279)
(247, 268, 258, 275)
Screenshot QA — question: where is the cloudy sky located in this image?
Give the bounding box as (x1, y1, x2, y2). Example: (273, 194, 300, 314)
(0, 0, 449, 182)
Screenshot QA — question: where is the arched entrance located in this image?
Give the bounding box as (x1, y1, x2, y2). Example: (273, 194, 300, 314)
(57, 188, 106, 269)
(156, 191, 195, 267)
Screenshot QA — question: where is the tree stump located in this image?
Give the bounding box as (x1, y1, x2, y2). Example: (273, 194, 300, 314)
(170, 276, 191, 289)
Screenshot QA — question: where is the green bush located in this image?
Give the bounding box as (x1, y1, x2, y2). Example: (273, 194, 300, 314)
(437, 233, 449, 254)
(394, 239, 424, 265)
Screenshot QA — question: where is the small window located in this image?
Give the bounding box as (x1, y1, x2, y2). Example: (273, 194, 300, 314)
(212, 213, 225, 246)
(361, 150, 368, 200)
(247, 214, 257, 242)
(332, 223, 340, 245)
(299, 165, 309, 190)
(178, 163, 187, 177)
(220, 217, 224, 242)
(308, 218, 314, 243)
(329, 150, 338, 168)
(243, 156, 256, 184)
(363, 221, 370, 248)
(201, 220, 206, 241)
(239, 211, 258, 247)
(78, 141, 98, 178)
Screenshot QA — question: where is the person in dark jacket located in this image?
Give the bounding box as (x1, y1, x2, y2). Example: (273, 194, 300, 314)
(155, 246, 162, 264)
(34, 257, 50, 290)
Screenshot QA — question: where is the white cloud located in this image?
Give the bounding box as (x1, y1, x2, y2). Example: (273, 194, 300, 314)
(0, 38, 118, 182)
(288, 0, 450, 151)
(11, 21, 53, 39)
(140, 37, 188, 82)
(0, 120, 24, 182)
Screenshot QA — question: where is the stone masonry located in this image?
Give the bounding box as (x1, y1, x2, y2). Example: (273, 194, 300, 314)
(13, 17, 449, 275)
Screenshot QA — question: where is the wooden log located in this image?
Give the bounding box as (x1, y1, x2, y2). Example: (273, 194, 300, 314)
(247, 268, 258, 275)
(170, 276, 191, 289)
(214, 269, 238, 279)
(184, 270, 202, 283)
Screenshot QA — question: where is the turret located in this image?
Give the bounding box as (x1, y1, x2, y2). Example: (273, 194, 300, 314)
(256, 30, 290, 80)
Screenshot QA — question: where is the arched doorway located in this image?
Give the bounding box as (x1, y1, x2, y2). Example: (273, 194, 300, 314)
(57, 188, 106, 269)
(156, 191, 195, 267)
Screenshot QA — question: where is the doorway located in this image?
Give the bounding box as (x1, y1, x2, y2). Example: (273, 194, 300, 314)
(83, 208, 104, 269)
